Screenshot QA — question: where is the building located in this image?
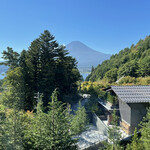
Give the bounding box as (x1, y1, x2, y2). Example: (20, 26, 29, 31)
(105, 85, 150, 135)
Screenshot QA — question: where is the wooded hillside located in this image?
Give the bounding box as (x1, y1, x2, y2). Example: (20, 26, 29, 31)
(87, 35, 150, 82)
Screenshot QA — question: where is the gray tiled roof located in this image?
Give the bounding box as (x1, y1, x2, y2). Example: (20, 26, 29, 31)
(111, 86, 150, 103)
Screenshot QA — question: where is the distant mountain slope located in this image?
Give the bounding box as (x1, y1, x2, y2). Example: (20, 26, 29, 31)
(66, 41, 111, 70)
(87, 35, 150, 82)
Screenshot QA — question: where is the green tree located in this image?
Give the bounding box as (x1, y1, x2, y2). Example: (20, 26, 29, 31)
(1, 47, 20, 70)
(25, 89, 77, 150)
(0, 104, 6, 150)
(104, 68, 118, 83)
(1, 67, 25, 110)
(107, 110, 122, 150)
(0, 67, 27, 149)
(87, 35, 150, 82)
(71, 101, 88, 135)
(1, 30, 81, 110)
(85, 95, 99, 113)
(91, 66, 94, 72)
(19, 50, 33, 110)
(24, 30, 80, 108)
(138, 57, 150, 77)
(54, 45, 81, 103)
(24, 95, 48, 150)
(46, 89, 77, 150)
(0, 68, 29, 149)
(126, 128, 143, 150)
(118, 60, 138, 78)
(139, 107, 150, 150)
(0, 109, 25, 150)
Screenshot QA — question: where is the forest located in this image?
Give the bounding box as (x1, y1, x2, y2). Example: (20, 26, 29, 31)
(87, 35, 150, 83)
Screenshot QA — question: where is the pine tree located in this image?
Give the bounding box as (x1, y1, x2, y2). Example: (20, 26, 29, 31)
(0, 109, 25, 150)
(19, 50, 33, 110)
(71, 101, 88, 135)
(1, 47, 20, 70)
(24, 90, 77, 150)
(1, 67, 25, 110)
(38, 31, 57, 105)
(107, 110, 122, 150)
(45, 89, 77, 150)
(24, 95, 47, 150)
(0, 68, 27, 150)
(55, 45, 81, 103)
(24, 30, 80, 108)
(1, 30, 81, 110)
(24, 39, 43, 110)
(126, 128, 143, 150)
(139, 107, 150, 150)
(0, 104, 6, 150)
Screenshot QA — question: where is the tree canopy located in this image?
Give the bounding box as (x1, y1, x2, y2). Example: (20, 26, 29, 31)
(87, 35, 150, 82)
(1, 30, 81, 110)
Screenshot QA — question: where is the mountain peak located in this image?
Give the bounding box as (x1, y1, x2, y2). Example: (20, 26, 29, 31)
(69, 41, 82, 44)
(67, 41, 89, 49)
(66, 41, 111, 68)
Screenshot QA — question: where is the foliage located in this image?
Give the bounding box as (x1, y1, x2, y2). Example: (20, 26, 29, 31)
(0, 90, 78, 150)
(126, 128, 143, 150)
(118, 76, 136, 85)
(71, 101, 88, 135)
(104, 68, 118, 83)
(0, 79, 3, 87)
(1, 47, 20, 70)
(125, 107, 150, 150)
(24, 96, 47, 149)
(100, 110, 123, 150)
(24, 89, 77, 150)
(80, 81, 110, 95)
(1, 67, 25, 110)
(0, 104, 6, 149)
(103, 92, 117, 104)
(46, 89, 77, 150)
(0, 81, 4, 93)
(1, 30, 81, 110)
(118, 76, 150, 85)
(81, 76, 150, 103)
(107, 110, 122, 149)
(100, 141, 123, 150)
(0, 71, 31, 150)
(80, 81, 117, 104)
(85, 95, 99, 113)
(0, 109, 27, 150)
(87, 35, 150, 82)
(139, 107, 150, 150)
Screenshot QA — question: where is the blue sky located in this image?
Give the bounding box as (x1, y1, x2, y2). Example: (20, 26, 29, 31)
(0, 0, 150, 60)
